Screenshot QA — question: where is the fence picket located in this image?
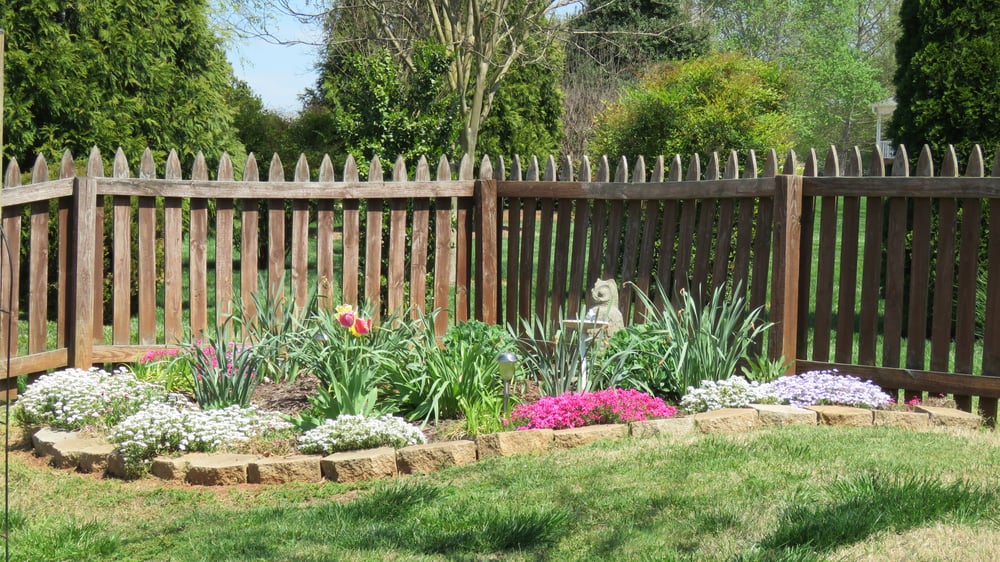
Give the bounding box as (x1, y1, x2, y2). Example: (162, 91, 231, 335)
(58, 151, 73, 348)
(433, 156, 453, 335)
(29, 155, 50, 354)
(1, 160, 21, 371)
(216, 153, 235, 331)
(341, 155, 360, 306)
(292, 154, 311, 311)
(316, 155, 336, 310)
(89, 147, 106, 345)
(136, 149, 157, 344)
(365, 156, 385, 321)
(268, 154, 287, 307)
(409, 157, 431, 319)
(240, 154, 261, 327)
(112, 148, 133, 344)
(190, 152, 210, 337)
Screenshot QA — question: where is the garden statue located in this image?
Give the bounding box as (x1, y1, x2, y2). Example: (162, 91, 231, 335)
(585, 278, 625, 337)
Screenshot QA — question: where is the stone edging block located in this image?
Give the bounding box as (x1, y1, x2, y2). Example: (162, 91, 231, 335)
(477, 429, 554, 459)
(553, 424, 629, 448)
(916, 405, 982, 430)
(873, 409, 930, 429)
(693, 408, 758, 433)
(396, 441, 477, 475)
(805, 405, 874, 426)
(631, 417, 695, 438)
(31, 427, 76, 458)
(322, 447, 397, 483)
(750, 404, 819, 427)
(248, 455, 323, 484)
(185, 454, 259, 486)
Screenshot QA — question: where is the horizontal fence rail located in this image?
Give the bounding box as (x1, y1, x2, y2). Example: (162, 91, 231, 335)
(3, 142, 1000, 424)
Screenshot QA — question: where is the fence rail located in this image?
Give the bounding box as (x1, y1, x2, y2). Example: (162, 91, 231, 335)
(3, 143, 1000, 424)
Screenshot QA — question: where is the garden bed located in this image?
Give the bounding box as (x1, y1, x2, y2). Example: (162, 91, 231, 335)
(19, 403, 983, 487)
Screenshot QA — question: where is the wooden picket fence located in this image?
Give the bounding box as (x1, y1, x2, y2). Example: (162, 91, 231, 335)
(2, 143, 1000, 423)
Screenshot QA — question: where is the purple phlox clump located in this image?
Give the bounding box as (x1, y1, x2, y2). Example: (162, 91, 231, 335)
(508, 388, 677, 430)
(762, 369, 892, 409)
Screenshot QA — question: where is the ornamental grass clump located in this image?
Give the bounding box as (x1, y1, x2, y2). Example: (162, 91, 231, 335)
(297, 414, 426, 455)
(507, 388, 676, 430)
(110, 402, 291, 478)
(180, 333, 261, 409)
(14, 367, 169, 431)
(679, 376, 779, 414)
(762, 369, 892, 408)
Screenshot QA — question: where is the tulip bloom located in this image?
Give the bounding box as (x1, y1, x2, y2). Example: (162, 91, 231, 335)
(335, 304, 355, 328)
(351, 317, 372, 336)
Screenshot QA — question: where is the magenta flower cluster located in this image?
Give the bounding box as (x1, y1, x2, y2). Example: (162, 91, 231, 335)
(508, 388, 677, 430)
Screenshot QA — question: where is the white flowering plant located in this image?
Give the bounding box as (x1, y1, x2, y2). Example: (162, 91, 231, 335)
(680, 376, 780, 414)
(14, 367, 171, 431)
(109, 402, 292, 478)
(297, 414, 426, 455)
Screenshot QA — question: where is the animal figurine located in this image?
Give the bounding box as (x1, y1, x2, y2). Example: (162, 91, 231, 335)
(585, 278, 624, 337)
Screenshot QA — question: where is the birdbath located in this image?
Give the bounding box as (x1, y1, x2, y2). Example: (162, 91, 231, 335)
(561, 315, 610, 391)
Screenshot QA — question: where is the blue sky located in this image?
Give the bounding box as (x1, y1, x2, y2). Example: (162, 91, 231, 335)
(225, 11, 321, 115)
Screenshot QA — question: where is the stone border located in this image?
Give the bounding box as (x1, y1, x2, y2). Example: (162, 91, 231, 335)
(26, 405, 984, 486)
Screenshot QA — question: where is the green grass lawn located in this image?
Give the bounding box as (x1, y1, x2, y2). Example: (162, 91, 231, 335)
(3, 423, 999, 561)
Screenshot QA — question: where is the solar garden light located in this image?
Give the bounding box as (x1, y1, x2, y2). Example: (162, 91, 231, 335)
(497, 352, 518, 416)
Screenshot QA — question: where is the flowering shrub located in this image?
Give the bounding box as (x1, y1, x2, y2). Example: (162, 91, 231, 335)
(679, 377, 779, 414)
(14, 367, 169, 431)
(110, 403, 291, 478)
(507, 388, 676, 430)
(297, 414, 426, 455)
(762, 370, 892, 409)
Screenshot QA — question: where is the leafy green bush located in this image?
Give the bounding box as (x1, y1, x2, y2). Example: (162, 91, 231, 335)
(284, 304, 418, 431)
(591, 52, 792, 162)
(385, 318, 516, 435)
(610, 282, 773, 401)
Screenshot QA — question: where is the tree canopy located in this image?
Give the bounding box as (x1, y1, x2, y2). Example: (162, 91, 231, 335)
(709, 0, 897, 152)
(590, 52, 794, 162)
(1, 0, 243, 169)
(889, 0, 1000, 159)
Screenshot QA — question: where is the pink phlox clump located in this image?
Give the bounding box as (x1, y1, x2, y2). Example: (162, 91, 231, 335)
(140, 348, 178, 364)
(509, 388, 676, 430)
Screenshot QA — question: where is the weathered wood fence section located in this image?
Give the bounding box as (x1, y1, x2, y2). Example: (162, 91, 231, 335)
(0, 147, 482, 386)
(795, 144, 1000, 423)
(3, 143, 1000, 423)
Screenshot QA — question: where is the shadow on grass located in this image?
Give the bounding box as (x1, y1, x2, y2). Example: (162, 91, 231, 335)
(739, 471, 999, 561)
(160, 479, 569, 560)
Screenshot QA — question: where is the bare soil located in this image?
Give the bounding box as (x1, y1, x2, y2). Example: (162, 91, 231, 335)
(250, 374, 321, 416)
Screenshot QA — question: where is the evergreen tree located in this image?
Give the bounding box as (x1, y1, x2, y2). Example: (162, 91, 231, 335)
(889, 0, 1000, 159)
(1, 0, 243, 168)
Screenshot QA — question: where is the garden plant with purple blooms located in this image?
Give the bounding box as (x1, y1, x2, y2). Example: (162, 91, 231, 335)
(763, 369, 893, 409)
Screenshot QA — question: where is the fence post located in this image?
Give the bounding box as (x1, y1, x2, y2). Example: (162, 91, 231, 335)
(69, 176, 96, 368)
(475, 179, 499, 324)
(769, 174, 803, 370)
